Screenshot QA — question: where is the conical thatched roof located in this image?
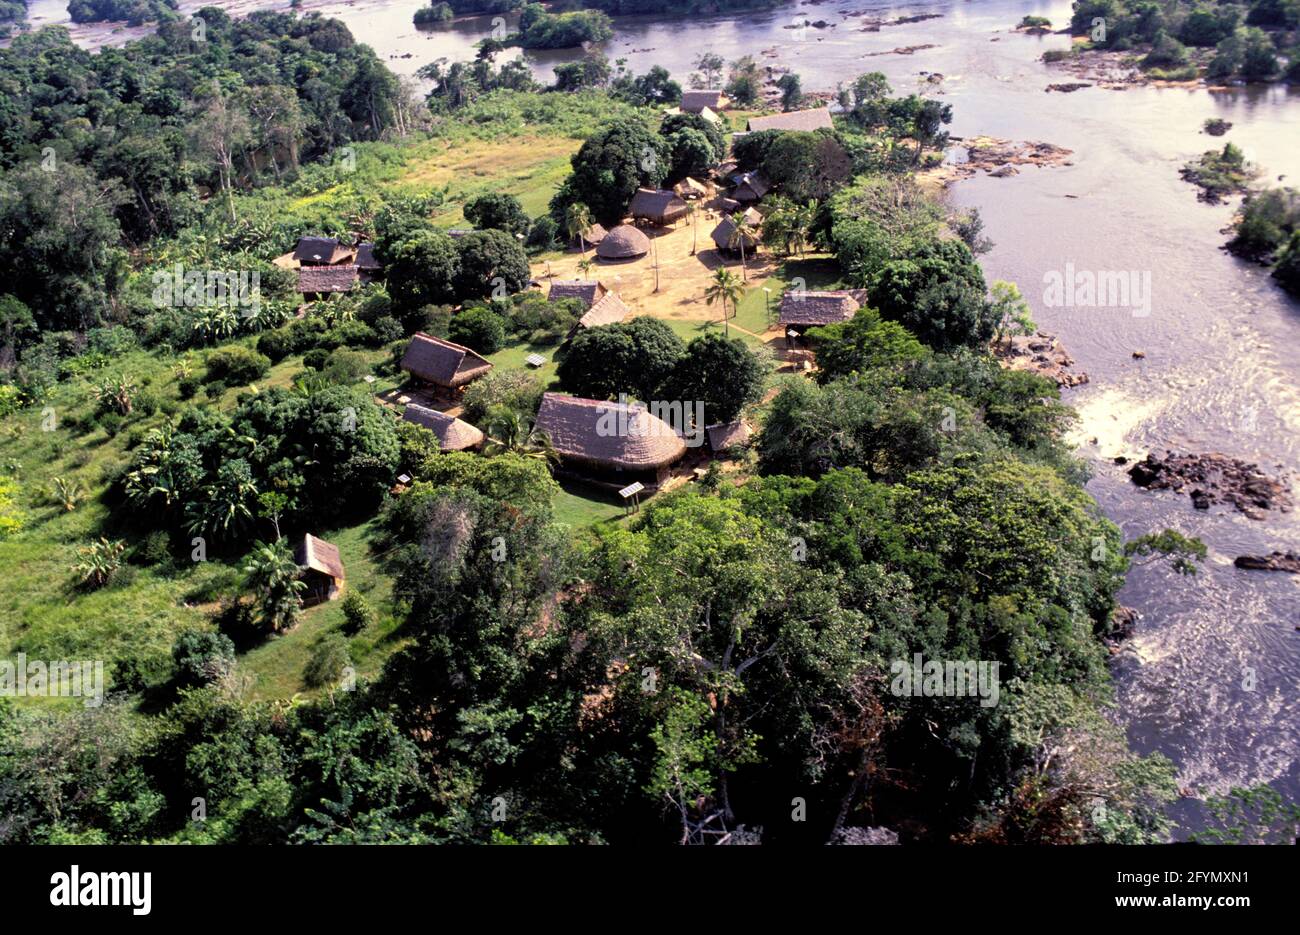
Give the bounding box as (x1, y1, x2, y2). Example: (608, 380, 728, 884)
(533, 393, 686, 471)
(401, 403, 486, 451)
(711, 208, 762, 253)
(596, 224, 651, 259)
(575, 223, 607, 246)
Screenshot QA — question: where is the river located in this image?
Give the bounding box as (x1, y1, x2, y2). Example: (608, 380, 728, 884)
(20, 0, 1300, 837)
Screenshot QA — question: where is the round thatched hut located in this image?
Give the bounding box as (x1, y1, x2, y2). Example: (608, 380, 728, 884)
(596, 224, 650, 259)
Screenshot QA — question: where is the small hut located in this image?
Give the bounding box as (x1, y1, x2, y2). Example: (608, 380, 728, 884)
(400, 332, 493, 391)
(596, 224, 651, 260)
(629, 188, 688, 226)
(533, 392, 687, 487)
(568, 291, 630, 339)
(746, 107, 834, 133)
(294, 533, 345, 605)
(681, 89, 728, 114)
(292, 236, 354, 266)
(354, 242, 382, 272)
(674, 177, 710, 200)
(778, 290, 864, 345)
(706, 421, 752, 453)
(548, 279, 607, 310)
(697, 106, 723, 126)
(711, 208, 762, 254)
(575, 223, 608, 249)
(401, 403, 486, 451)
(297, 265, 361, 298)
(732, 171, 770, 204)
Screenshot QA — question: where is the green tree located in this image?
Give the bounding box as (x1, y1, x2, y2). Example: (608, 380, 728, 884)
(663, 333, 766, 424)
(464, 192, 531, 239)
(704, 268, 746, 337)
(243, 540, 307, 633)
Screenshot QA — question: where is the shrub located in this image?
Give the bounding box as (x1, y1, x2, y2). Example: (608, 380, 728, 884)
(526, 216, 559, 253)
(72, 537, 126, 590)
(171, 629, 236, 687)
(257, 328, 294, 362)
(138, 529, 174, 570)
(413, 1, 452, 25)
(304, 634, 351, 688)
(205, 346, 271, 386)
(461, 368, 544, 424)
(323, 348, 371, 384)
(448, 306, 507, 354)
(371, 316, 405, 345)
(303, 348, 330, 371)
(341, 589, 377, 635)
(177, 374, 201, 399)
(98, 412, 123, 437)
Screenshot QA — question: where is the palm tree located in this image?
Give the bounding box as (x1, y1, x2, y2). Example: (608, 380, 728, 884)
(576, 258, 594, 278)
(484, 407, 560, 464)
(795, 199, 819, 256)
(565, 202, 594, 259)
(684, 201, 699, 255)
(704, 268, 746, 338)
(727, 211, 758, 282)
(243, 540, 306, 633)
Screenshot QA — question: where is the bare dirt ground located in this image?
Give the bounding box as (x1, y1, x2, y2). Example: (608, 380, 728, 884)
(532, 210, 781, 333)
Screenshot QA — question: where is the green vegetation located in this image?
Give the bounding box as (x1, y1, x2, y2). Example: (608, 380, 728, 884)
(68, 0, 176, 25)
(0, 13, 1219, 847)
(1180, 142, 1258, 202)
(1068, 0, 1295, 81)
(413, 3, 453, 26)
(513, 3, 613, 50)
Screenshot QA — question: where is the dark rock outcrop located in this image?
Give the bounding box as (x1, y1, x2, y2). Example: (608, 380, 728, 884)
(1127, 451, 1292, 518)
(1234, 552, 1300, 573)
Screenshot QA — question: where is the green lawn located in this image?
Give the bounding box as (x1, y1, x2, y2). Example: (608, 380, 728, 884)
(486, 340, 562, 390)
(551, 478, 632, 532)
(732, 256, 842, 335)
(240, 517, 407, 701)
(0, 341, 410, 706)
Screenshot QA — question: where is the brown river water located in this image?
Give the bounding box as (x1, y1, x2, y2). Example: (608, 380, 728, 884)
(19, 0, 1300, 836)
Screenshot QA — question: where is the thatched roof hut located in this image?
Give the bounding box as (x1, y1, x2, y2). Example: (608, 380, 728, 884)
(293, 236, 353, 266)
(778, 290, 865, 331)
(298, 265, 361, 295)
(533, 392, 686, 478)
(732, 171, 770, 203)
(711, 208, 763, 253)
(681, 90, 727, 113)
(400, 332, 493, 389)
(575, 291, 630, 331)
(698, 106, 723, 126)
(706, 421, 752, 452)
(596, 224, 651, 259)
(549, 279, 607, 310)
(575, 223, 608, 247)
(294, 533, 344, 604)
(674, 177, 710, 200)
(629, 188, 688, 225)
(401, 403, 486, 451)
(354, 242, 381, 271)
(746, 107, 834, 133)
